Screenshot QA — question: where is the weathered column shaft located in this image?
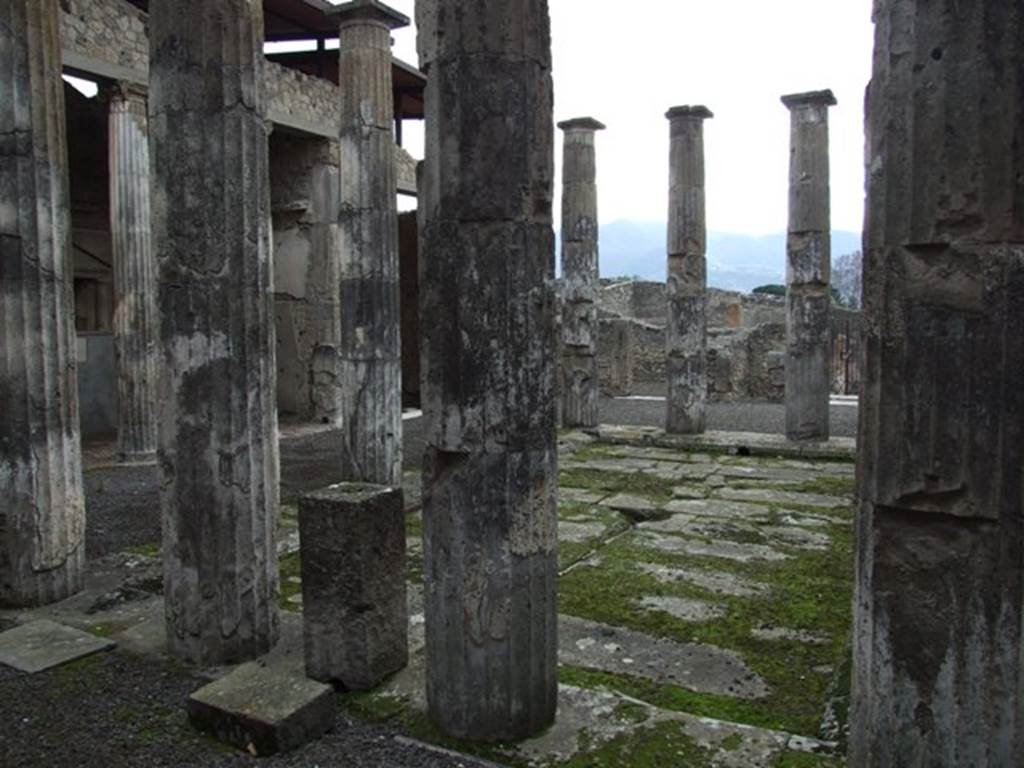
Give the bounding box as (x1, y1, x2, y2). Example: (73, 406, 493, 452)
(851, 2, 1024, 764)
(108, 82, 157, 462)
(559, 118, 605, 428)
(150, 0, 280, 665)
(417, 0, 559, 742)
(782, 90, 835, 442)
(665, 107, 712, 434)
(605, 318, 633, 397)
(332, 1, 407, 486)
(0, 0, 85, 607)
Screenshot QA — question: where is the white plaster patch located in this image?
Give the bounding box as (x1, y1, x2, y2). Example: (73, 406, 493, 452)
(171, 331, 231, 367)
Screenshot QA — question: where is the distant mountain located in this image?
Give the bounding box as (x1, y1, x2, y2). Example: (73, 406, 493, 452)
(581, 220, 862, 293)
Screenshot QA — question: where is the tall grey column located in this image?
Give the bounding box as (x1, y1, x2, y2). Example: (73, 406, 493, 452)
(0, 0, 86, 607)
(559, 117, 605, 428)
(665, 106, 712, 434)
(852, 2, 1024, 763)
(782, 90, 835, 442)
(108, 82, 157, 463)
(417, 0, 559, 742)
(329, 0, 407, 486)
(150, 0, 280, 665)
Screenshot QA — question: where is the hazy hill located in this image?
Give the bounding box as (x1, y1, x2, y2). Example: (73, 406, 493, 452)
(588, 219, 862, 292)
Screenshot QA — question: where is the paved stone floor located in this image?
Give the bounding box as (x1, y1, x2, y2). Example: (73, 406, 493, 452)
(3, 428, 854, 767)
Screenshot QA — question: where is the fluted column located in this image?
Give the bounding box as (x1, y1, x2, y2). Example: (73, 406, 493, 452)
(782, 90, 835, 442)
(149, 0, 280, 665)
(559, 117, 605, 428)
(418, 0, 559, 742)
(0, 0, 86, 607)
(329, 0, 407, 486)
(665, 106, 712, 434)
(852, 2, 1024, 763)
(108, 82, 157, 462)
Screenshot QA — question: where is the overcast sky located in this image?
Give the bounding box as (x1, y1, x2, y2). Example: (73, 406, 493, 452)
(372, 0, 875, 236)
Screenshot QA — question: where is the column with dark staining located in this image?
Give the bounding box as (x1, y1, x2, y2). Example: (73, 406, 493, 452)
(559, 117, 605, 428)
(781, 90, 835, 442)
(417, 0, 559, 742)
(851, 1, 1024, 763)
(149, 0, 280, 665)
(108, 82, 157, 463)
(0, 0, 86, 607)
(665, 106, 712, 434)
(329, 0, 408, 486)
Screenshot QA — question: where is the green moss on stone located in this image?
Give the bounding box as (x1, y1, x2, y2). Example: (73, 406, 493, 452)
(125, 543, 161, 558)
(773, 751, 846, 767)
(557, 517, 855, 737)
(277, 551, 302, 611)
(559, 468, 676, 503)
(559, 721, 717, 768)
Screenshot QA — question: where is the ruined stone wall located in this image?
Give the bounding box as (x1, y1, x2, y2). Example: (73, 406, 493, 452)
(396, 145, 418, 195)
(595, 280, 854, 400)
(596, 281, 636, 319)
(264, 61, 342, 137)
(60, 0, 149, 80)
(59, 1, 343, 140)
(599, 281, 788, 329)
(270, 133, 341, 418)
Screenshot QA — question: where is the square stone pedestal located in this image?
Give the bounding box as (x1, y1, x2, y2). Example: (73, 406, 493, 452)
(187, 662, 336, 756)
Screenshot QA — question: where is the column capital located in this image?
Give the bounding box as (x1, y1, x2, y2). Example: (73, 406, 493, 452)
(781, 89, 837, 110)
(666, 105, 713, 121)
(105, 79, 148, 106)
(327, 0, 410, 30)
(557, 117, 606, 132)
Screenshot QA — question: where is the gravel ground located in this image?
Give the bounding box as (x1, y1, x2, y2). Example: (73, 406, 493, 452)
(83, 399, 856, 558)
(9, 399, 856, 768)
(0, 652, 498, 768)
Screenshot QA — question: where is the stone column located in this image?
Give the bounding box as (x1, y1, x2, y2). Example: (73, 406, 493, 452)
(606, 318, 634, 397)
(0, 0, 86, 607)
(781, 90, 835, 442)
(329, 0, 408, 486)
(417, 0, 559, 742)
(149, 0, 280, 665)
(851, 2, 1024, 763)
(108, 82, 157, 462)
(665, 106, 712, 434)
(559, 117, 605, 428)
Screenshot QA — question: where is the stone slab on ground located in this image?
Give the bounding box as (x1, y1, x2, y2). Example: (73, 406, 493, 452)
(636, 561, 769, 598)
(660, 498, 776, 523)
(591, 425, 856, 460)
(602, 445, 716, 464)
(637, 595, 728, 623)
(716, 487, 850, 510)
(601, 493, 664, 522)
(559, 519, 611, 544)
(0, 620, 116, 673)
(511, 684, 820, 766)
(635, 530, 790, 563)
(715, 464, 822, 484)
(559, 615, 768, 699)
(187, 661, 336, 756)
(559, 487, 609, 505)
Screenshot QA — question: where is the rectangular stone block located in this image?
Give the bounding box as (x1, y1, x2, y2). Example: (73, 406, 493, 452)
(298, 483, 407, 690)
(0, 620, 115, 674)
(187, 662, 335, 756)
